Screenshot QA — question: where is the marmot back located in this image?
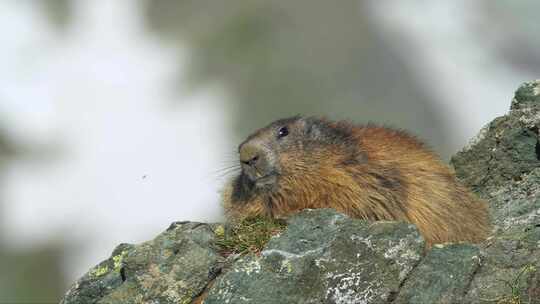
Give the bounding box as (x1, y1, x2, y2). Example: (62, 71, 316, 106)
(222, 116, 491, 247)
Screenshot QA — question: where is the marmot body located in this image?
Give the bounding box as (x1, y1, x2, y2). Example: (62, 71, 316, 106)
(222, 116, 491, 247)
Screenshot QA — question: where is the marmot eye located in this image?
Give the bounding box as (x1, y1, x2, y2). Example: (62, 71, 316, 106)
(277, 126, 289, 138)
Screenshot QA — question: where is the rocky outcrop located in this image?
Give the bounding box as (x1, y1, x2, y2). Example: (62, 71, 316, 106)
(62, 80, 540, 304)
(451, 80, 540, 303)
(61, 222, 223, 304)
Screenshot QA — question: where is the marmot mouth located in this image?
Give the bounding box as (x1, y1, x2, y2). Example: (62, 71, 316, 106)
(254, 173, 278, 187)
(240, 164, 280, 188)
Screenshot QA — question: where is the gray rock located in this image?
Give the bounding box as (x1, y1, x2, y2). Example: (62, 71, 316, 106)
(204, 209, 424, 304)
(394, 244, 480, 304)
(511, 79, 540, 111)
(62, 80, 540, 304)
(61, 222, 223, 304)
(451, 79, 540, 196)
(452, 79, 540, 304)
(461, 167, 540, 304)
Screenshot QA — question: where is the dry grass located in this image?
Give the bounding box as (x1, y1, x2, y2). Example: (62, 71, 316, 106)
(215, 217, 286, 255)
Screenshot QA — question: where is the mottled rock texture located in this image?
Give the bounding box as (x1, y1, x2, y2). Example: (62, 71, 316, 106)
(204, 210, 423, 304)
(62, 80, 540, 304)
(452, 79, 540, 304)
(61, 222, 223, 304)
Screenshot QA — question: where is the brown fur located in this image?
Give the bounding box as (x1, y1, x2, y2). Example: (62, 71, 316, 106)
(222, 117, 491, 248)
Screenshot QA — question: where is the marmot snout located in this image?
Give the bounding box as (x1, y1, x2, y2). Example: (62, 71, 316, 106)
(222, 116, 491, 247)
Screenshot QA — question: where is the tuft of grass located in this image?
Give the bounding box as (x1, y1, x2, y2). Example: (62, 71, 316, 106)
(215, 217, 286, 256)
(482, 264, 537, 304)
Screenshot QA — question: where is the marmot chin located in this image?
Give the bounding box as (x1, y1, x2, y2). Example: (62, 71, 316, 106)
(222, 116, 491, 247)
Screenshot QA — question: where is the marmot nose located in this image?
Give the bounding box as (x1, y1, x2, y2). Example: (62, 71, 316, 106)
(239, 144, 261, 167)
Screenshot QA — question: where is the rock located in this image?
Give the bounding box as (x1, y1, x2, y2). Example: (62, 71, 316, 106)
(460, 165, 540, 304)
(451, 79, 540, 197)
(393, 244, 480, 304)
(61, 222, 223, 304)
(62, 80, 540, 304)
(511, 80, 540, 111)
(452, 79, 540, 304)
(203, 209, 424, 304)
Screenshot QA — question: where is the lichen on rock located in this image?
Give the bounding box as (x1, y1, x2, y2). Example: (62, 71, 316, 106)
(61, 222, 222, 304)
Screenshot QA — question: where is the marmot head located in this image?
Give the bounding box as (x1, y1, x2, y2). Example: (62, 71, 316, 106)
(235, 116, 364, 192)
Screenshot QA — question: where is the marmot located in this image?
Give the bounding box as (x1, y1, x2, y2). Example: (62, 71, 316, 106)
(222, 116, 491, 247)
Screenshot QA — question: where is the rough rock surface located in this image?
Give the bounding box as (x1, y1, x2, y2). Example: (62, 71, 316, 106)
(204, 210, 424, 304)
(62, 80, 540, 304)
(393, 244, 481, 304)
(61, 222, 224, 304)
(451, 80, 540, 303)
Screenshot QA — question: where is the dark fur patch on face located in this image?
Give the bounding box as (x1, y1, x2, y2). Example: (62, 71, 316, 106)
(239, 116, 302, 150)
(231, 173, 255, 204)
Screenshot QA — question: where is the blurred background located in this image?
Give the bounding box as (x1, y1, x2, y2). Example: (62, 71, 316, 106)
(0, 0, 538, 302)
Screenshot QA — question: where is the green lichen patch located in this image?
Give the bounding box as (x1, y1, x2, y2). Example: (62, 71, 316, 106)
(112, 251, 126, 273)
(213, 225, 225, 237)
(215, 217, 286, 255)
(90, 265, 110, 278)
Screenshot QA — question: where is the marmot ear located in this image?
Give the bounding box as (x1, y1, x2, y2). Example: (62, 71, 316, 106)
(300, 117, 325, 140)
